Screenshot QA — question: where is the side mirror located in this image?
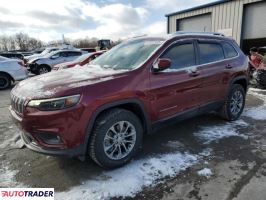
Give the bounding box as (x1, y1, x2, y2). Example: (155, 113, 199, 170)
(153, 58, 171, 72)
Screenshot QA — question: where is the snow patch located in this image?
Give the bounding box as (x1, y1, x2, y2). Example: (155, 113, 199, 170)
(243, 89, 266, 120)
(194, 120, 248, 144)
(197, 168, 213, 178)
(199, 148, 212, 157)
(0, 163, 24, 187)
(0, 126, 24, 150)
(56, 152, 198, 200)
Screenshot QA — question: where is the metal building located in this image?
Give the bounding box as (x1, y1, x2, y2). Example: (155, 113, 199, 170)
(166, 0, 266, 53)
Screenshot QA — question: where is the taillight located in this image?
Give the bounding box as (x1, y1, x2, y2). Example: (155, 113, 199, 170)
(18, 61, 25, 67)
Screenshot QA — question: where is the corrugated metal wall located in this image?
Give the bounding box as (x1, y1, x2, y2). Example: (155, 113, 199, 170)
(168, 0, 262, 44)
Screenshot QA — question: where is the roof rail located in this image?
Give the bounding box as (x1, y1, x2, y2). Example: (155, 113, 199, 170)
(131, 34, 148, 39)
(171, 31, 225, 37)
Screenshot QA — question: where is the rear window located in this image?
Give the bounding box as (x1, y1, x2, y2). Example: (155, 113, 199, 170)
(198, 42, 225, 64)
(223, 42, 238, 58)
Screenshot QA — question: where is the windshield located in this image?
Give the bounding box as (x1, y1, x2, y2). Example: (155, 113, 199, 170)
(90, 39, 163, 70)
(75, 53, 92, 62)
(45, 50, 60, 58)
(40, 48, 57, 56)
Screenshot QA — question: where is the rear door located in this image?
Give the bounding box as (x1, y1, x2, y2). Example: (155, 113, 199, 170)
(50, 52, 67, 67)
(149, 40, 204, 121)
(196, 39, 230, 104)
(66, 51, 82, 62)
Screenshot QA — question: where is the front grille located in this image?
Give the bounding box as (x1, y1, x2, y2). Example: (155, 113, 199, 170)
(11, 94, 25, 114)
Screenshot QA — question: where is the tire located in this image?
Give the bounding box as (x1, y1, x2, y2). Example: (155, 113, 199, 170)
(0, 73, 11, 90)
(89, 108, 143, 169)
(37, 65, 50, 75)
(219, 84, 246, 121)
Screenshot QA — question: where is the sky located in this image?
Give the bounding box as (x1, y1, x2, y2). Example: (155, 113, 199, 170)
(0, 0, 213, 42)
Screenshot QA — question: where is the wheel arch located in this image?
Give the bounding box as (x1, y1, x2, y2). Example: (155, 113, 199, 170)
(0, 71, 15, 82)
(231, 75, 248, 92)
(82, 98, 151, 156)
(38, 64, 52, 71)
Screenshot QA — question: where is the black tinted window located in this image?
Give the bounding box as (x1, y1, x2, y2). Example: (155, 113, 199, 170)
(162, 43, 195, 70)
(60, 52, 68, 57)
(223, 42, 238, 58)
(68, 51, 82, 57)
(198, 42, 224, 64)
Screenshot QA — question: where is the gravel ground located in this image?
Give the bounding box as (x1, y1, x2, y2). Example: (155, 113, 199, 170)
(1, 86, 266, 200)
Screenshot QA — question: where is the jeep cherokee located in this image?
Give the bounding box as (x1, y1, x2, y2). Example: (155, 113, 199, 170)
(10, 32, 249, 168)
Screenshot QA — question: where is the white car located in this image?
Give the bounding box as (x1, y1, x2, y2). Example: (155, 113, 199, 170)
(0, 56, 28, 90)
(27, 50, 86, 74)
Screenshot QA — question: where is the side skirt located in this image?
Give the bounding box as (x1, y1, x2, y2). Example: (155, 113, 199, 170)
(150, 101, 223, 133)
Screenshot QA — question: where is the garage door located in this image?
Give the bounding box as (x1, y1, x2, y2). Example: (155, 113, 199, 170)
(242, 1, 266, 39)
(177, 14, 212, 32)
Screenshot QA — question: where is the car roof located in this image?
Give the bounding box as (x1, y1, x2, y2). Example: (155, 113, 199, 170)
(129, 32, 230, 44)
(53, 49, 82, 53)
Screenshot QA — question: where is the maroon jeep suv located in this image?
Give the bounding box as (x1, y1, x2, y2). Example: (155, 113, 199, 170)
(10, 32, 249, 168)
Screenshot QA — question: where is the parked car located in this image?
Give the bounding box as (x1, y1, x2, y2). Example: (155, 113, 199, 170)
(10, 32, 248, 168)
(53, 51, 106, 70)
(81, 48, 96, 53)
(0, 52, 24, 60)
(24, 47, 59, 64)
(0, 56, 28, 89)
(27, 50, 86, 74)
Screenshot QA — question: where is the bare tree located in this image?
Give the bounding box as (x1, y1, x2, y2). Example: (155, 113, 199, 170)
(0, 35, 9, 51)
(15, 33, 30, 50)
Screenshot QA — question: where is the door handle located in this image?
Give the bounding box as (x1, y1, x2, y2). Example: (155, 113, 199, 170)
(189, 70, 200, 77)
(225, 64, 233, 69)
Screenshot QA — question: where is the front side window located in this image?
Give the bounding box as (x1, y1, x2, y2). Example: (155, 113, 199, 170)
(50, 52, 61, 59)
(60, 52, 68, 57)
(198, 42, 225, 64)
(160, 43, 196, 70)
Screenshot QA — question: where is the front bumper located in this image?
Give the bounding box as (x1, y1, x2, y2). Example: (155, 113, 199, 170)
(20, 130, 85, 157)
(9, 105, 87, 157)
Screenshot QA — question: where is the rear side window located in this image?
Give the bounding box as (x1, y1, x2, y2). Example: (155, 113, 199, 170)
(68, 51, 82, 57)
(161, 43, 196, 70)
(223, 42, 238, 58)
(198, 42, 224, 64)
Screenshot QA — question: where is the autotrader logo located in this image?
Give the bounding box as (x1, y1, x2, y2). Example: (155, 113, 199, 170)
(0, 188, 54, 200)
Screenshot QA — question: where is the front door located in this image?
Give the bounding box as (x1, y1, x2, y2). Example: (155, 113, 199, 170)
(149, 40, 204, 121)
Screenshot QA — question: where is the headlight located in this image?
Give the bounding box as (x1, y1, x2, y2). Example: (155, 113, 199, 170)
(27, 94, 80, 111)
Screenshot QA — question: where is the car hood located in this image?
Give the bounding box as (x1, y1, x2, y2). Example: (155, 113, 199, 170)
(12, 65, 128, 99)
(25, 54, 41, 60)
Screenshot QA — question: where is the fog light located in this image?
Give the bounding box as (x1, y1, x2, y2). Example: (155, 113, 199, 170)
(36, 133, 63, 145)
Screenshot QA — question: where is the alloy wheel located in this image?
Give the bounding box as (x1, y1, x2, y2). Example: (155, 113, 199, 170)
(103, 121, 137, 160)
(230, 90, 244, 116)
(39, 67, 49, 74)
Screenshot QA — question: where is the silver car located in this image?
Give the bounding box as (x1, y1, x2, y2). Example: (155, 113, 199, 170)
(27, 50, 85, 74)
(0, 56, 28, 90)
(24, 47, 59, 64)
